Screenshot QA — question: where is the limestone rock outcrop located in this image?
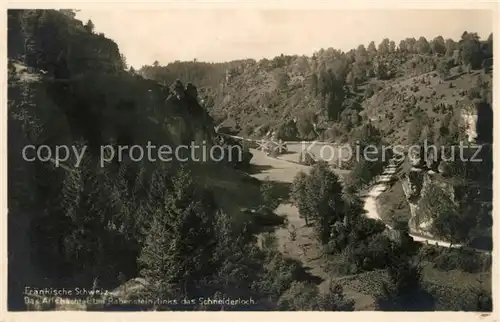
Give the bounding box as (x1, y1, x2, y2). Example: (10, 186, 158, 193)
(402, 168, 455, 236)
(460, 100, 478, 144)
(401, 144, 492, 237)
(459, 99, 493, 144)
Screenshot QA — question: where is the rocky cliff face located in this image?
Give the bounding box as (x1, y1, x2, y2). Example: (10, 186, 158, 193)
(400, 98, 493, 237)
(163, 80, 216, 146)
(402, 168, 455, 236)
(461, 104, 478, 143)
(401, 144, 492, 237)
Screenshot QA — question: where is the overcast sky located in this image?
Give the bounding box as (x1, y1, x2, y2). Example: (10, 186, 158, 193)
(75, 9, 493, 68)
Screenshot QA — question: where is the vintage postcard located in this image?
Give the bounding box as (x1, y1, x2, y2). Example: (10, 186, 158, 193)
(2, 1, 498, 321)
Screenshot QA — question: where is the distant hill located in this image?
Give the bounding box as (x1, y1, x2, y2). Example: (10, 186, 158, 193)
(139, 32, 493, 146)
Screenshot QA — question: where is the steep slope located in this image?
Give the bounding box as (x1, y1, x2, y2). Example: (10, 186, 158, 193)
(7, 9, 257, 310)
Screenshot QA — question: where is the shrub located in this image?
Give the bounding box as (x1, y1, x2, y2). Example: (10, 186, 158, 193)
(296, 114, 316, 140)
(467, 88, 481, 100)
(288, 224, 297, 241)
(432, 249, 490, 273)
(347, 154, 386, 190)
(342, 234, 393, 273)
(276, 120, 298, 141)
(260, 179, 281, 210)
(277, 281, 355, 311)
(253, 252, 304, 300)
(437, 58, 454, 78)
(277, 281, 319, 310)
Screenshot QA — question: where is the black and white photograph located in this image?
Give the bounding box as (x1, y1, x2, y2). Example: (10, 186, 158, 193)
(5, 5, 495, 315)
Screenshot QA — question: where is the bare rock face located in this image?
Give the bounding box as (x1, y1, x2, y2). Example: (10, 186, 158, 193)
(459, 99, 493, 144)
(461, 101, 478, 144)
(402, 164, 463, 237)
(403, 168, 425, 202)
(402, 170, 433, 234)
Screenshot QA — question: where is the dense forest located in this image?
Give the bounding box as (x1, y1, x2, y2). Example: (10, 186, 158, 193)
(7, 9, 492, 312)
